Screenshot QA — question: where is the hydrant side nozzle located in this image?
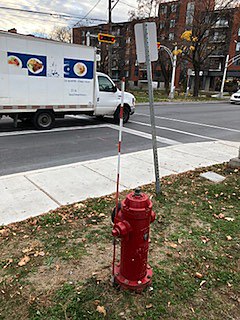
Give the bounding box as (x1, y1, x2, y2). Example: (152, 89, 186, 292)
(112, 221, 131, 237)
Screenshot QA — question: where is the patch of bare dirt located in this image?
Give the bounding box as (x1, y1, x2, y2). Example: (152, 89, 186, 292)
(27, 242, 113, 293)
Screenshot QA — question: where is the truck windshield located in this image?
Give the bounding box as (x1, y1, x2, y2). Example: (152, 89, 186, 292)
(98, 76, 115, 92)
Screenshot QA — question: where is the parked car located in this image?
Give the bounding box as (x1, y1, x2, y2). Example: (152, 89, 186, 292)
(230, 90, 240, 104)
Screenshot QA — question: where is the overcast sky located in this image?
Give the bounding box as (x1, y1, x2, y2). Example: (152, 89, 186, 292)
(0, 0, 138, 35)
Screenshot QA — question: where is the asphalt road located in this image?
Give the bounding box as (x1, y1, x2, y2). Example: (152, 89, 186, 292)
(0, 101, 239, 176)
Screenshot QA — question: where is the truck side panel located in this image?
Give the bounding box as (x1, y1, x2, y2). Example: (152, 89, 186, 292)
(0, 32, 96, 111)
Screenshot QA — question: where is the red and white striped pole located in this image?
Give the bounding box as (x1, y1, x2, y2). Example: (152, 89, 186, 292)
(112, 77, 125, 279)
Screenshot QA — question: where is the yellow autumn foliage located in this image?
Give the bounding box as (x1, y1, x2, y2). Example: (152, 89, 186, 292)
(173, 49, 183, 55)
(190, 46, 195, 51)
(180, 30, 192, 41)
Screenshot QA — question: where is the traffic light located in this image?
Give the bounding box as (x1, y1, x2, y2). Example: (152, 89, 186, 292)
(98, 33, 116, 44)
(157, 42, 161, 49)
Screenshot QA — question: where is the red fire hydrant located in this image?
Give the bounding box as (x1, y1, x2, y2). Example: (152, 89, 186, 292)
(112, 188, 155, 292)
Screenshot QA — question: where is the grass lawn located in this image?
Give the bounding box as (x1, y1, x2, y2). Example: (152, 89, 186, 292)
(0, 164, 239, 320)
(129, 90, 227, 104)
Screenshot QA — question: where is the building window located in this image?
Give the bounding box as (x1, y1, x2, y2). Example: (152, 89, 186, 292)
(125, 70, 129, 78)
(160, 5, 167, 15)
(235, 42, 240, 65)
(186, 2, 195, 26)
(169, 32, 174, 41)
(238, 28, 240, 36)
(213, 31, 225, 42)
(170, 20, 175, 28)
(205, 15, 210, 24)
(171, 4, 177, 12)
(215, 18, 229, 27)
(159, 22, 165, 29)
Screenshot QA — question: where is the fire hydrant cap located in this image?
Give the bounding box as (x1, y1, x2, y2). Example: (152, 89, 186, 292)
(134, 188, 141, 197)
(122, 190, 152, 218)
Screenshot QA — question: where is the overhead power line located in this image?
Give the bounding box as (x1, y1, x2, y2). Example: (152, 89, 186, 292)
(3, 11, 78, 27)
(74, 0, 103, 27)
(119, 1, 138, 9)
(0, 5, 107, 22)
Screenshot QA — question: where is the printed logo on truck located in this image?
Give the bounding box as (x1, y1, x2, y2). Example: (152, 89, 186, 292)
(7, 52, 46, 77)
(64, 59, 93, 79)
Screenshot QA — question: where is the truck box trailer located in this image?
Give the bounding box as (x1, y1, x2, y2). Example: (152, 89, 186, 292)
(0, 31, 135, 129)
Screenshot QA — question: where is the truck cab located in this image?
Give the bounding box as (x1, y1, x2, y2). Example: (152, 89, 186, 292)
(96, 72, 135, 123)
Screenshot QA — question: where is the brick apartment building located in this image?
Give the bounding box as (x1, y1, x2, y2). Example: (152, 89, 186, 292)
(73, 0, 240, 91)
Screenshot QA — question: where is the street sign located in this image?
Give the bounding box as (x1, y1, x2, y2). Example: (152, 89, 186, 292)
(98, 33, 116, 44)
(134, 22, 158, 63)
(134, 22, 161, 195)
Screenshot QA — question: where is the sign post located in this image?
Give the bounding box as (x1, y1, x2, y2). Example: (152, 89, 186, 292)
(135, 22, 161, 194)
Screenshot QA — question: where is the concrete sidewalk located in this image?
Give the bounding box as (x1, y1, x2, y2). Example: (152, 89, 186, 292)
(0, 140, 239, 225)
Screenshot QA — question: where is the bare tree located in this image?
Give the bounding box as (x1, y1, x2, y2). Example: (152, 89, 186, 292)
(179, 0, 240, 96)
(129, 0, 160, 20)
(49, 26, 72, 43)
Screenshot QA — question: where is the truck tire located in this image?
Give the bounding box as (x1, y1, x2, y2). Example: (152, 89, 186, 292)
(33, 111, 55, 130)
(114, 105, 130, 124)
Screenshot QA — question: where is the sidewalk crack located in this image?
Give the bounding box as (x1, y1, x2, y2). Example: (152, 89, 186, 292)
(24, 175, 62, 206)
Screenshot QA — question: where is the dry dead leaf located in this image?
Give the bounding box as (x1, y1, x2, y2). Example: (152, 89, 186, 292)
(18, 255, 30, 266)
(224, 217, 234, 222)
(0, 229, 9, 237)
(74, 203, 86, 209)
(56, 264, 60, 271)
(195, 272, 203, 279)
(96, 305, 106, 317)
(166, 242, 178, 249)
(226, 235, 232, 241)
(22, 247, 34, 254)
(201, 236, 210, 244)
(3, 259, 13, 269)
(146, 304, 153, 309)
(200, 280, 206, 287)
(178, 239, 183, 244)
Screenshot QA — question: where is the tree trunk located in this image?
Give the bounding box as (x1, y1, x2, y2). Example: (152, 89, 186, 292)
(160, 59, 170, 94)
(193, 66, 200, 97)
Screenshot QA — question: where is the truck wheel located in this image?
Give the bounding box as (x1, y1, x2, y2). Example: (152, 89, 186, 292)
(33, 111, 55, 130)
(114, 106, 130, 124)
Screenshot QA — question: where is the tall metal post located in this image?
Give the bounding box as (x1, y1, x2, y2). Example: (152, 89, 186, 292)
(108, 0, 112, 77)
(169, 46, 177, 99)
(86, 31, 90, 46)
(143, 22, 161, 194)
(220, 54, 229, 99)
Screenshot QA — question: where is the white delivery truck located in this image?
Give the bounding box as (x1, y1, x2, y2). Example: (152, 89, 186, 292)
(0, 31, 135, 129)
